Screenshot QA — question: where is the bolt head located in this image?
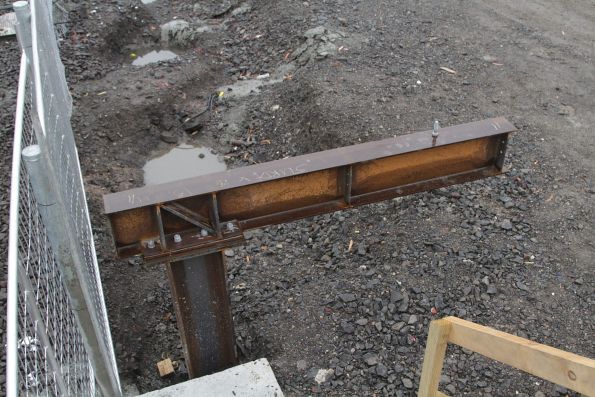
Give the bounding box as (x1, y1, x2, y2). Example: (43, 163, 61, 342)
(432, 120, 440, 137)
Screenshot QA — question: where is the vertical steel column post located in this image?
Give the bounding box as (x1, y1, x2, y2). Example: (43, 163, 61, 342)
(166, 251, 237, 378)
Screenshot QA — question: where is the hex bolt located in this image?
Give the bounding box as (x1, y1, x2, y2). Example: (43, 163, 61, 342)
(200, 229, 209, 237)
(147, 240, 155, 249)
(174, 234, 182, 243)
(432, 120, 440, 137)
(227, 222, 235, 232)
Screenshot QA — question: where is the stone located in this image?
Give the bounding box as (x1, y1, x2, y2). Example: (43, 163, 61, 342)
(402, 377, 413, 389)
(161, 20, 194, 45)
(339, 293, 356, 303)
(231, 3, 252, 16)
(392, 322, 406, 331)
(357, 243, 367, 255)
(363, 353, 378, 366)
(341, 321, 355, 334)
(434, 295, 445, 309)
(390, 290, 404, 302)
(376, 363, 388, 377)
(160, 130, 178, 143)
(516, 281, 530, 292)
(304, 26, 327, 39)
(296, 360, 307, 371)
(316, 42, 337, 58)
(314, 368, 334, 384)
(193, 3, 206, 13)
(500, 219, 513, 230)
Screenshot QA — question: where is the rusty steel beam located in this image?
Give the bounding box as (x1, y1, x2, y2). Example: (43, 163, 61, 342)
(104, 117, 514, 263)
(103, 117, 515, 379)
(166, 253, 236, 377)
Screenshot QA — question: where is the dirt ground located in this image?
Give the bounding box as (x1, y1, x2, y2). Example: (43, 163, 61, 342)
(1, 0, 593, 396)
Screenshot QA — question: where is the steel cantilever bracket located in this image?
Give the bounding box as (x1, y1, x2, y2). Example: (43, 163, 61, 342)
(103, 117, 515, 378)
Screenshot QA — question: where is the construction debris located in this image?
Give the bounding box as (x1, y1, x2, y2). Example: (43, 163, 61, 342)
(156, 358, 175, 377)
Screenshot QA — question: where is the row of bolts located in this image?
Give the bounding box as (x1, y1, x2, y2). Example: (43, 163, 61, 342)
(146, 222, 237, 249)
(145, 122, 441, 250)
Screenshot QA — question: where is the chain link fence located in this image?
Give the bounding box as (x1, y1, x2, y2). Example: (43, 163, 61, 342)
(6, 1, 121, 396)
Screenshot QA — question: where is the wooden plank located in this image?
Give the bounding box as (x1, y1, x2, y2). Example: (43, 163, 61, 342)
(444, 317, 595, 395)
(418, 319, 452, 397)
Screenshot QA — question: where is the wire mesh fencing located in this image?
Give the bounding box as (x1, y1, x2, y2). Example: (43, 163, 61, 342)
(6, 1, 121, 396)
(11, 60, 96, 396)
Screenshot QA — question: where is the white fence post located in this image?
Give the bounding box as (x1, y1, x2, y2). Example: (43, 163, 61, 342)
(6, 51, 30, 397)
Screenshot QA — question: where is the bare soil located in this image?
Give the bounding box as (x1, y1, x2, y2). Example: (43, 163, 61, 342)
(1, 0, 593, 396)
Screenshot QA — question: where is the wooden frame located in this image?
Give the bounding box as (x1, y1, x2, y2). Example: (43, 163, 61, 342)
(418, 317, 595, 397)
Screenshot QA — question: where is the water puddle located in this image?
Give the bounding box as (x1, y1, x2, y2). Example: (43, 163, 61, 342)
(132, 50, 178, 66)
(141, 0, 158, 4)
(143, 144, 226, 185)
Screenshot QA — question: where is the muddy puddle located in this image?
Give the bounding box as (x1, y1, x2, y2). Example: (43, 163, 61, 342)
(143, 144, 226, 185)
(132, 50, 178, 66)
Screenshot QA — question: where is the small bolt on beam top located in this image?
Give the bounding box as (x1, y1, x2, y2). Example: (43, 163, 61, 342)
(432, 120, 440, 137)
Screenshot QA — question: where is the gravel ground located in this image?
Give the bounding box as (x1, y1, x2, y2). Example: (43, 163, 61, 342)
(1, 1, 593, 396)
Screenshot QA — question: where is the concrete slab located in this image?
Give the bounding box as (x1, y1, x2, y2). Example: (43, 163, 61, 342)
(139, 359, 284, 397)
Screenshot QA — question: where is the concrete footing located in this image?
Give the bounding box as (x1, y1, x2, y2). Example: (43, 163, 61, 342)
(139, 358, 284, 397)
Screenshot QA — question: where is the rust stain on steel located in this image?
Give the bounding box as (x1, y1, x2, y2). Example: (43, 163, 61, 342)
(352, 138, 496, 194)
(104, 118, 514, 260)
(104, 117, 514, 213)
(219, 168, 339, 220)
(166, 253, 236, 378)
